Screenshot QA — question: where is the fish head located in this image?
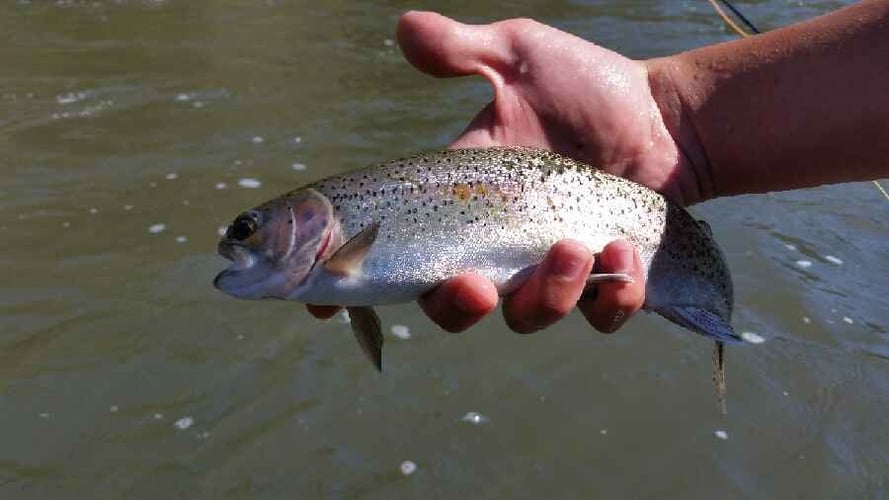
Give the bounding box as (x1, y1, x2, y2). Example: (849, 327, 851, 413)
(213, 188, 341, 299)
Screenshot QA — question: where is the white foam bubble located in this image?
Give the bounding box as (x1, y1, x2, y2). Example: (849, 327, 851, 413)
(39, 412, 51, 419)
(400, 460, 417, 476)
(62, 221, 70, 228)
(795, 260, 812, 269)
(740, 331, 765, 344)
(149, 181, 157, 188)
(217, 226, 227, 236)
(89, 207, 98, 214)
(291, 162, 307, 171)
(110, 405, 119, 413)
(251, 136, 264, 145)
(461, 411, 489, 425)
(154, 413, 164, 420)
(215, 182, 227, 190)
(390, 324, 411, 339)
(165, 172, 178, 180)
(56, 91, 86, 104)
(600, 429, 608, 435)
(148, 223, 166, 234)
(784, 244, 797, 251)
(174, 416, 194, 430)
(175, 235, 187, 244)
(802, 316, 811, 324)
(238, 178, 261, 189)
(843, 316, 854, 324)
(714, 430, 728, 440)
(123, 204, 134, 211)
(824, 255, 843, 265)
(383, 38, 395, 47)
(293, 136, 302, 144)
(192, 101, 205, 109)
(174, 93, 191, 102)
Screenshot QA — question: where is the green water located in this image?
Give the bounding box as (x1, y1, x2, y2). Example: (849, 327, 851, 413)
(3, 0, 887, 498)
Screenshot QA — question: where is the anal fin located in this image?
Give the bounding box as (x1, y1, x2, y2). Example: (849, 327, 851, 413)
(346, 306, 383, 372)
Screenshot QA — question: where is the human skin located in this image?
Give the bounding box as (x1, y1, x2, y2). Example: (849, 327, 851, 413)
(311, 1, 889, 334)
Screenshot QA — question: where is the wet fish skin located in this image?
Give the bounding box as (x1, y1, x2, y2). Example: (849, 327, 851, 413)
(214, 147, 739, 369)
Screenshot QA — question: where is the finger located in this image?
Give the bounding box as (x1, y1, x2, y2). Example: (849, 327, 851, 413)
(397, 11, 510, 78)
(398, 12, 550, 151)
(307, 304, 341, 320)
(419, 273, 499, 333)
(578, 240, 645, 333)
(502, 240, 594, 334)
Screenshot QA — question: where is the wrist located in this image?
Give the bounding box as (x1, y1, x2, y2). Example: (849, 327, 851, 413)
(644, 56, 716, 205)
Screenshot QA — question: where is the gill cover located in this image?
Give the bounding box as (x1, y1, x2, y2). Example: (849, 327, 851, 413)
(214, 189, 336, 299)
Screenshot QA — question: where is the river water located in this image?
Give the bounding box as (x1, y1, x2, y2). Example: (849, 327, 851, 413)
(3, 0, 887, 498)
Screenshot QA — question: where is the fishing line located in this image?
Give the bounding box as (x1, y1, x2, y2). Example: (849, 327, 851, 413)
(716, 0, 761, 34)
(707, 0, 753, 36)
(705, 0, 889, 203)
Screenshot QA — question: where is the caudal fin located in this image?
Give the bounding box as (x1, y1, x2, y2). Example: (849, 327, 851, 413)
(652, 305, 742, 343)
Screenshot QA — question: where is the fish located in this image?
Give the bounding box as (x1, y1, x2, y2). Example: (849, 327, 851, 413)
(214, 147, 739, 410)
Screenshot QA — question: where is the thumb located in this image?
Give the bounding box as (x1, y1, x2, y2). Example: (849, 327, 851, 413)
(397, 11, 511, 79)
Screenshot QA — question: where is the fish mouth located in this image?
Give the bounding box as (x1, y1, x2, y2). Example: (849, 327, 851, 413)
(217, 240, 254, 270)
(213, 234, 314, 300)
(213, 240, 263, 297)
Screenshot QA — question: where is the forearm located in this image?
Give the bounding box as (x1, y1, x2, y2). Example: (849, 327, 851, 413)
(648, 0, 889, 202)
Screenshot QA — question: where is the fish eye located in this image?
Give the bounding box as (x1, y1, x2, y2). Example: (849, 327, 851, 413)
(228, 213, 258, 241)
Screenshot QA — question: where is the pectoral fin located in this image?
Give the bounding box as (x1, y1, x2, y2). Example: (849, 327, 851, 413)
(323, 223, 380, 277)
(346, 306, 383, 371)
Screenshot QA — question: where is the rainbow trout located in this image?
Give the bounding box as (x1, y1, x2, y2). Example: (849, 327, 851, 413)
(214, 147, 739, 406)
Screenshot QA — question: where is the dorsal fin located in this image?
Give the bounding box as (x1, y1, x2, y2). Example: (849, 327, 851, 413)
(323, 222, 379, 276)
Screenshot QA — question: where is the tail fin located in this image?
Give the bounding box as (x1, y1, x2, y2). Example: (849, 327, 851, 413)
(652, 305, 742, 343)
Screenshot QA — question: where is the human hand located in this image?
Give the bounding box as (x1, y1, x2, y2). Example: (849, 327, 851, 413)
(397, 11, 697, 204)
(398, 12, 669, 334)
